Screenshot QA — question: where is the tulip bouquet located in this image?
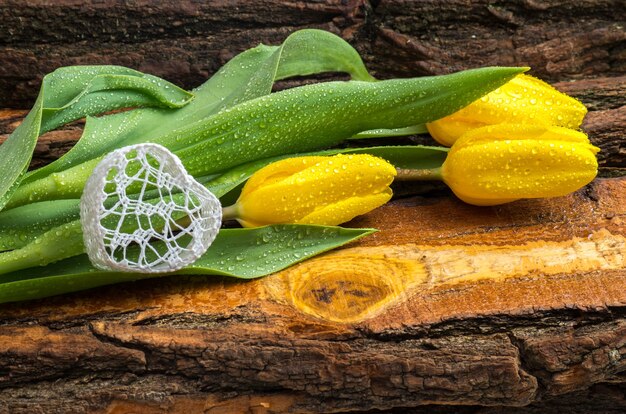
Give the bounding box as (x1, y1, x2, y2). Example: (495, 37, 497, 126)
(425, 73, 598, 205)
(0, 29, 597, 304)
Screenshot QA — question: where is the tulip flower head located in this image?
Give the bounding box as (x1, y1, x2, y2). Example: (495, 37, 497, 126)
(231, 154, 397, 227)
(441, 124, 599, 206)
(427, 74, 588, 146)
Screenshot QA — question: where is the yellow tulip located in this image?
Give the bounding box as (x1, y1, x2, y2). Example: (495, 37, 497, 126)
(230, 154, 396, 227)
(441, 124, 599, 206)
(426, 74, 587, 146)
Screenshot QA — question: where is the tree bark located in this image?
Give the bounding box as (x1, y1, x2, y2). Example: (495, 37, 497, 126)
(0, 177, 624, 413)
(0, 1, 625, 413)
(0, 0, 624, 108)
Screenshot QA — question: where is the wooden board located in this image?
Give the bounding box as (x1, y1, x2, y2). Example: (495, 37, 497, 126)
(0, 178, 624, 413)
(0, 1, 625, 413)
(1, 0, 625, 108)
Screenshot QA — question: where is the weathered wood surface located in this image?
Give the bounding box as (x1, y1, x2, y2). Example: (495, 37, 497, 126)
(0, 1, 625, 413)
(1, 0, 624, 108)
(0, 178, 624, 413)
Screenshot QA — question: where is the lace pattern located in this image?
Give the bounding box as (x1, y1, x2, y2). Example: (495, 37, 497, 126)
(80, 143, 222, 273)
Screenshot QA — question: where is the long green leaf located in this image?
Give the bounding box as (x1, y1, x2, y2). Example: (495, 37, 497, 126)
(40, 68, 193, 132)
(0, 67, 193, 211)
(21, 29, 374, 187)
(351, 124, 429, 139)
(166, 67, 526, 177)
(0, 225, 373, 304)
(0, 199, 81, 251)
(275, 29, 374, 82)
(10, 66, 526, 209)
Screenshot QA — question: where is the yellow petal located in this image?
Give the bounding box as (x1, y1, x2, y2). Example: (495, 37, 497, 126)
(239, 156, 329, 199)
(442, 124, 599, 205)
(427, 74, 588, 146)
(237, 154, 396, 226)
(453, 123, 596, 149)
(426, 118, 484, 147)
(296, 189, 393, 226)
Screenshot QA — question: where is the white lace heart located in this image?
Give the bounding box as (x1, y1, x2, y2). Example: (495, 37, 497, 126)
(80, 143, 222, 273)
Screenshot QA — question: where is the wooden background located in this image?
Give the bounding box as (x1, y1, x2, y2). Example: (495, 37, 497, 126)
(0, 1, 625, 413)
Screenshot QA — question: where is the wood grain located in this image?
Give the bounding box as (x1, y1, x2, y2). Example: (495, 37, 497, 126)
(0, 177, 624, 413)
(0, 1, 625, 413)
(1, 0, 624, 108)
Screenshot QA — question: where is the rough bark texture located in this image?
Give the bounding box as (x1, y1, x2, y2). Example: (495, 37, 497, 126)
(0, 1, 625, 413)
(0, 178, 625, 414)
(1, 0, 624, 108)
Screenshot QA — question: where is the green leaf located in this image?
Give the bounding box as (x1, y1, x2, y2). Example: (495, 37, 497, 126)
(351, 124, 429, 139)
(0, 66, 193, 212)
(274, 29, 375, 82)
(187, 225, 373, 278)
(13, 66, 523, 209)
(0, 220, 84, 275)
(40, 67, 193, 132)
(167, 67, 527, 178)
(0, 199, 81, 251)
(211, 29, 375, 116)
(0, 94, 43, 212)
(20, 29, 374, 187)
(0, 225, 373, 304)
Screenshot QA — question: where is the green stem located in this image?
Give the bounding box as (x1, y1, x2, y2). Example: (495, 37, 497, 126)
(0, 250, 40, 275)
(222, 204, 239, 221)
(6, 158, 100, 209)
(395, 167, 443, 181)
(0, 221, 84, 277)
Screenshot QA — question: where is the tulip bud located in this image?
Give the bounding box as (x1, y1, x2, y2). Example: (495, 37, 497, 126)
(232, 154, 396, 227)
(427, 74, 588, 146)
(441, 124, 599, 206)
